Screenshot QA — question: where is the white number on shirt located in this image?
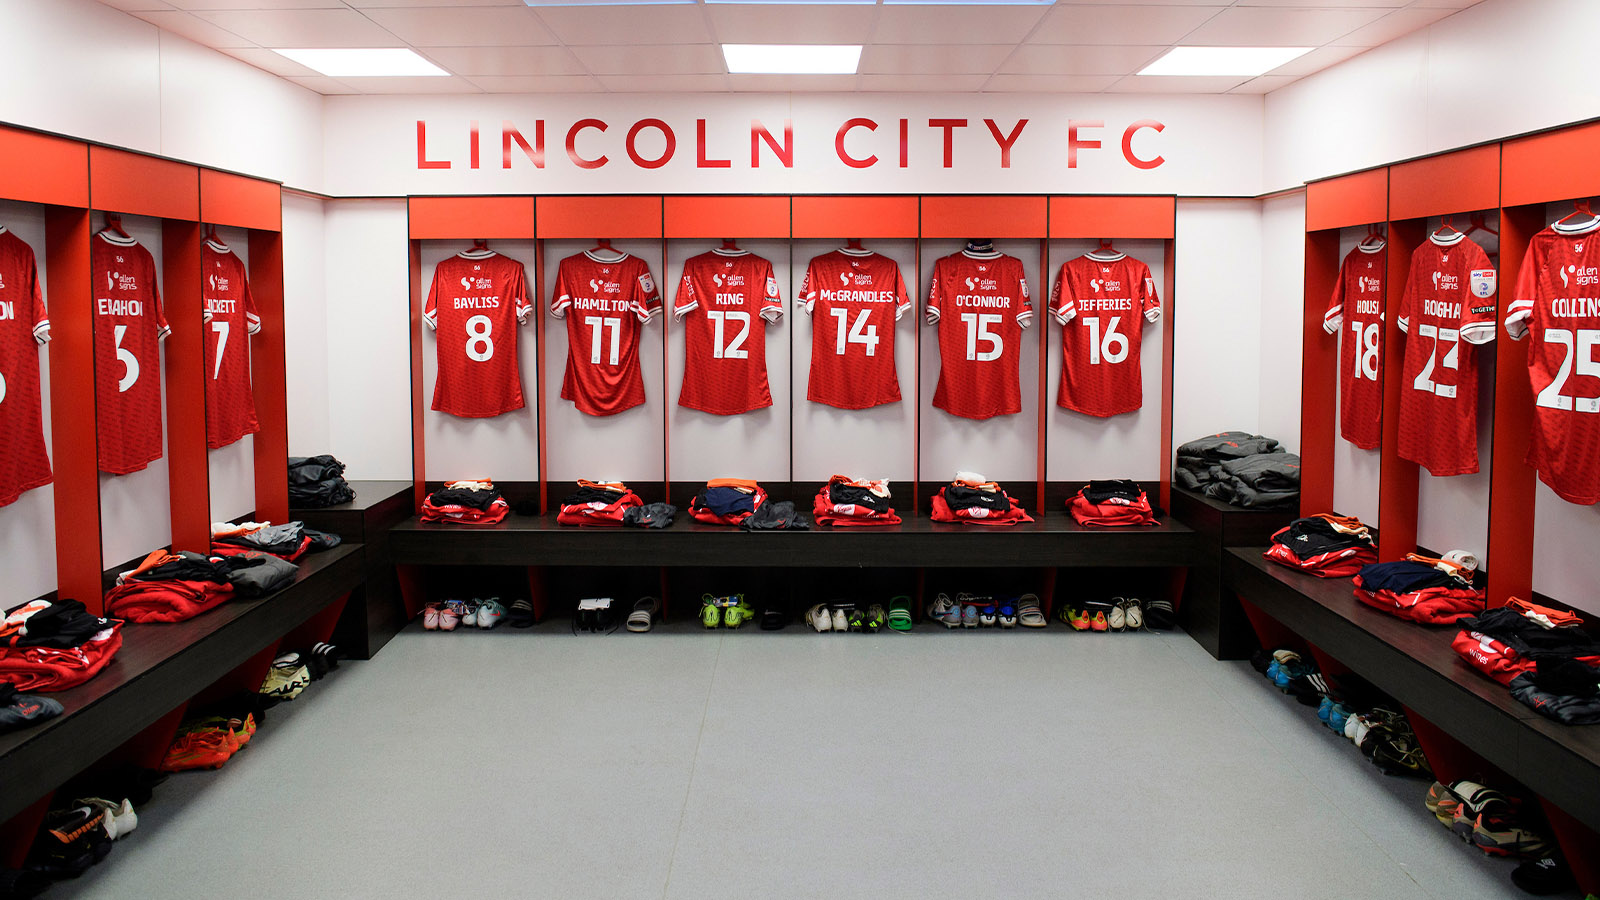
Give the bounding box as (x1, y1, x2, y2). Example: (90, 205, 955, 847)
(708, 310, 750, 360)
(1351, 321, 1380, 381)
(0, 369, 6, 405)
(211, 320, 230, 379)
(465, 314, 494, 363)
(1085, 316, 1129, 365)
(585, 315, 622, 366)
(830, 308, 880, 357)
(114, 324, 139, 393)
(1536, 328, 1600, 413)
(960, 313, 1003, 362)
(1412, 324, 1460, 397)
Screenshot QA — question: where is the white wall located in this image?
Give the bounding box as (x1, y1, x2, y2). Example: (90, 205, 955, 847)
(0, 201, 57, 601)
(1257, 194, 1306, 454)
(1172, 199, 1265, 450)
(207, 224, 256, 523)
(284, 193, 330, 457)
(1330, 227, 1382, 526)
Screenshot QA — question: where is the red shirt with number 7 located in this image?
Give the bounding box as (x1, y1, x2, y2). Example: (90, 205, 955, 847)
(552, 250, 660, 416)
(202, 240, 263, 446)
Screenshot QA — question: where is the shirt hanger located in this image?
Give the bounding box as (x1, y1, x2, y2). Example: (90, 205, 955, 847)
(1555, 199, 1599, 229)
(720, 238, 740, 252)
(1462, 211, 1498, 239)
(1432, 215, 1463, 241)
(102, 213, 130, 239)
(1359, 224, 1386, 249)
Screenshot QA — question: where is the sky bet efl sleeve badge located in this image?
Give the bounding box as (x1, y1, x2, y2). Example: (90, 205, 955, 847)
(1470, 268, 1496, 299)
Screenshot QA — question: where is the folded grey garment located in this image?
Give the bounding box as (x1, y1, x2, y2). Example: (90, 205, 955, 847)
(1176, 431, 1283, 462)
(1220, 451, 1303, 491)
(1204, 478, 1298, 509)
(222, 551, 300, 597)
(1510, 673, 1600, 725)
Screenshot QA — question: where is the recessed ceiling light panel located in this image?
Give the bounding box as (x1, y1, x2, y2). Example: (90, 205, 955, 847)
(273, 48, 448, 78)
(1139, 46, 1313, 77)
(722, 44, 862, 75)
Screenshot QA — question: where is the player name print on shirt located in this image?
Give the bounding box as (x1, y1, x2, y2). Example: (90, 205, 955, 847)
(798, 248, 910, 410)
(425, 248, 532, 418)
(91, 231, 169, 475)
(552, 250, 661, 416)
(1323, 243, 1387, 449)
(927, 248, 1033, 420)
(674, 248, 783, 416)
(202, 239, 262, 448)
(1050, 250, 1161, 417)
(0, 227, 53, 506)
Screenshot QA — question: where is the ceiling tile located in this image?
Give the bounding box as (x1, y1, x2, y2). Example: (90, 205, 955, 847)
(130, 10, 255, 47)
(858, 73, 989, 92)
(1002, 44, 1166, 76)
(344, 0, 523, 6)
(598, 74, 729, 92)
(980, 73, 1119, 92)
(534, 6, 711, 45)
(1227, 74, 1300, 93)
(706, 4, 877, 44)
(869, 6, 1046, 44)
(282, 74, 358, 94)
(465, 74, 604, 92)
(418, 46, 587, 76)
(97, 0, 175, 10)
(337, 75, 484, 93)
(1230, 0, 1406, 6)
(859, 44, 1014, 75)
(1263, 43, 1366, 76)
(219, 47, 326, 76)
(570, 44, 724, 75)
(727, 74, 858, 92)
(1331, 6, 1454, 46)
(361, 7, 556, 46)
(164, 0, 341, 9)
(1053, 0, 1233, 4)
(1179, 6, 1389, 46)
(1030, 6, 1225, 46)
(192, 9, 404, 47)
(1106, 74, 1252, 93)
(1409, 0, 1484, 7)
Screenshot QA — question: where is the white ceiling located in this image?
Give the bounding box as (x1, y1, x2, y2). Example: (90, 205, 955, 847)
(96, 0, 1485, 94)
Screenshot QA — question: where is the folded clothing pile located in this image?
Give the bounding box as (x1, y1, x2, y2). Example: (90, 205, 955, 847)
(1068, 480, 1156, 527)
(0, 600, 123, 692)
(1452, 599, 1600, 688)
(1176, 431, 1300, 508)
(556, 480, 676, 527)
(105, 550, 235, 623)
(1263, 514, 1376, 577)
(741, 500, 808, 531)
(211, 519, 339, 561)
(930, 472, 1033, 526)
(287, 454, 355, 508)
(421, 480, 509, 526)
(1352, 552, 1484, 625)
(813, 475, 901, 527)
(0, 682, 63, 733)
(689, 479, 767, 526)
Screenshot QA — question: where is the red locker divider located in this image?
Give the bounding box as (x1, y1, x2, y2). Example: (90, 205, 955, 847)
(409, 196, 535, 239)
(536, 196, 661, 238)
(249, 231, 289, 522)
(1389, 145, 1500, 221)
(1502, 122, 1600, 208)
(1306, 167, 1388, 232)
(162, 220, 209, 553)
(0, 127, 88, 208)
(1048, 195, 1175, 239)
(1300, 230, 1341, 516)
(200, 169, 281, 231)
(1160, 239, 1177, 510)
(89, 146, 198, 220)
(408, 241, 426, 511)
(665, 196, 789, 238)
(1377, 220, 1424, 560)
(920, 195, 1046, 239)
(1486, 207, 1543, 607)
(792, 196, 917, 238)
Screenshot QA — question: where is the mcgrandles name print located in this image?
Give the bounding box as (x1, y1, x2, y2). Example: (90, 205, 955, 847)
(414, 116, 1166, 173)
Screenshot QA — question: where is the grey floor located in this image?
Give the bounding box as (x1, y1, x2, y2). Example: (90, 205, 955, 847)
(51, 621, 1551, 900)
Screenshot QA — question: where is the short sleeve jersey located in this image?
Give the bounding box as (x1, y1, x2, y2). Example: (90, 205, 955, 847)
(927, 250, 1033, 420)
(798, 249, 909, 410)
(425, 249, 532, 419)
(1322, 244, 1387, 450)
(674, 249, 783, 416)
(1050, 251, 1160, 417)
(202, 240, 261, 448)
(1506, 219, 1600, 504)
(1397, 234, 1498, 476)
(0, 228, 52, 506)
(552, 251, 660, 416)
(91, 232, 169, 475)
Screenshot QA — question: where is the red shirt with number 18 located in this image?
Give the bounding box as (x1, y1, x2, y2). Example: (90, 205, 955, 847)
(1323, 244, 1386, 450)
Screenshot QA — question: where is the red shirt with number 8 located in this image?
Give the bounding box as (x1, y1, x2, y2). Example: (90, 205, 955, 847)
(424, 249, 532, 419)
(1051, 251, 1160, 418)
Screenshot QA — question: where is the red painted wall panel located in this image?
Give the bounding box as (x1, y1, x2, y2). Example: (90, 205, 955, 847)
(45, 208, 103, 611)
(921, 195, 1047, 238)
(535, 196, 661, 238)
(0, 127, 88, 207)
(409, 196, 535, 239)
(1049, 195, 1175, 239)
(665, 196, 789, 238)
(200, 170, 281, 231)
(90, 146, 198, 220)
(1502, 122, 1600, 208)
(162, 220, 209, 552)
(1306, 169, 1388, 232)
(792, 196, 918, 238)
(1389, 146, 1500, 221)
(1486, 207, 1544, 607)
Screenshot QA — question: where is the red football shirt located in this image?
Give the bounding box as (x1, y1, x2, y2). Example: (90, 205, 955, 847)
(1397, 234, 1498, 476)
(928, 249, 1033, 419)
(1050, 251, 1160, 417)
(1507, 219, 1600, 504)
(425, 249, 532, 419)
(674, 249, 782, 415)
(1323, 244, 1387, 449)
(0, 228, 52, 507)
(799, 249, 909, 410)
(552, 251, 660, 416)
(92, 232, 169, 475)
(202, 240, 261, 448)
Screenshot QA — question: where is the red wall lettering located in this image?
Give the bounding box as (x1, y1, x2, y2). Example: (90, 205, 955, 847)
(928, 118, 967, 168)
(566, 118, 608, 169)
(984, 118, 1027, 169)
(503, 120, 544, 169)
(1067, 119, 1103, 169)
(1123, 119, 1166, 170)
(836, 118, 878, 169)
(899, 119, 909, 169)
(469, 120, 480, 170)
(626, 118, 675, 169)
(697, 119, 730, 169)
(416, 120, 449, 170)
(751, 119, 794, 168)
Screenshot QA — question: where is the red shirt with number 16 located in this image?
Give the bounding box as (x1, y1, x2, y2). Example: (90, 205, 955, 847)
(1051, 251, 1160, 417)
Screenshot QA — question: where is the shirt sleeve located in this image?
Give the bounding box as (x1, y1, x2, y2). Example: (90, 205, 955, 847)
(893, 262, 910, 322)
(1506, 243, 1539, 341)
(1461, 247, 1498, 345)
(1140, 263, 1161, 323)
(924, 261, 944, 325)
(797, 263, 817, 316)
(633, 263, 661, 323)
(759, 260, 783, 323)
(511, 262, 532, 325)
(1050, 265, 1076, 325)
(27, 247, 48, 345)
(423, 267, 441, 331)
(243, 271, 262, 335)
(1397, 265, 1414, 335)
(151, 259, 170, 341)
(551, 261, 571, 319)
(1324, 260, 1346, 334)
(1015, 264, 1033, 329)
(672, 268, 697, 318)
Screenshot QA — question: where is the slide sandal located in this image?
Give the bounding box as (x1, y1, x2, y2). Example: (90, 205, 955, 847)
(627, 597, 659, 633)
(1017, 595, 1046, 628)
(887, 596, 914, 632)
